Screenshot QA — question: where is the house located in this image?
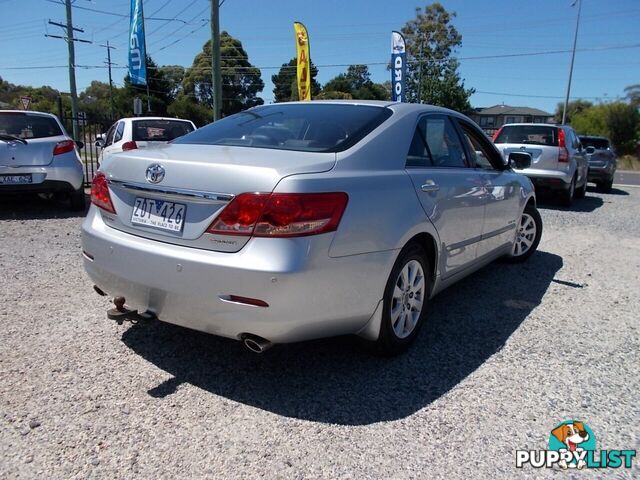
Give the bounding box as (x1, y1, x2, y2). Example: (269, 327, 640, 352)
(467, 104, 554, 135)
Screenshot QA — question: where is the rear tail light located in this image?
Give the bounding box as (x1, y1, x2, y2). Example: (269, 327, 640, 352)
(491, 127, 503, 142)
(122, 141, 138, 151)
(90, 172, 116, 213)
(53, 140, 76, 155)
(558, 129, 569, 163)
(206, 192, 349, 238)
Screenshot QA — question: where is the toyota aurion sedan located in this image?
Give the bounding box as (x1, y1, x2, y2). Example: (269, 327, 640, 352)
(1, 110, 85, 210)
(82, 101, 542, 355)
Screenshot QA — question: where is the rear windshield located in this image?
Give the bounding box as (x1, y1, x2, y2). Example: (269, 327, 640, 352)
(0, 112, 63, 139)
(579, 137, 610, 150)
(173, 103, 393, 153)
(132, 120, 194, 142)
(494, 125, 558, 146)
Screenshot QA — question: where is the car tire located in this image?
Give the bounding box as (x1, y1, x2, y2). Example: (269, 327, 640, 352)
(505, 203, 542, 263)
(560, 176, 576, 206)
(598, 179, 613, 193)
(69, 187, 86, 211)
(373, 242, 430, 356)
(575, 177, 587, 198)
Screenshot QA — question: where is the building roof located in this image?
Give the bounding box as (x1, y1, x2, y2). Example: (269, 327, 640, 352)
(474, 105, 553, 117)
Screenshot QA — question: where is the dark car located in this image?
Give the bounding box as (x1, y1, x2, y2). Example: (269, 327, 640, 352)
(579, 135, 616, 193)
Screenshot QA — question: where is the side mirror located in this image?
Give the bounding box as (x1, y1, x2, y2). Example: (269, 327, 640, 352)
(508, 151, 532, 170)
(586, 146, 595, 154)
(75, 140, 84, 150)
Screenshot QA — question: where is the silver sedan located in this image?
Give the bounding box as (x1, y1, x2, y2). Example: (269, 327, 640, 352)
(82, 101, 542, 355)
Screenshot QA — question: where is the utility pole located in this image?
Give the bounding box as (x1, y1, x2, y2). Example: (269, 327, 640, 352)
(210, 0, 222, 121)
(562, 0, 582, 125)
(100, 41, 116, 119)
(45, 0, 91, 139)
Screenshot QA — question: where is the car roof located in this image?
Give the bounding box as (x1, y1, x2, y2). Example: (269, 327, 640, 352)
(117, 117, 194, 122)
(251, 100, 468, 118)
(0, 110, 58, 118)
(579, 135, 609, 140)
(500, 123, 558, 127)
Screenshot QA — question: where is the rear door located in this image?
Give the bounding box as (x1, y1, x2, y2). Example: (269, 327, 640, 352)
(404, 114, 486, 278)
(494, 124, 560, 172)
(0, 112, 67, 167)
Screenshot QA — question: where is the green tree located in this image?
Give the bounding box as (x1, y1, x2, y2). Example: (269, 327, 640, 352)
(401, 3, 474, 110)
(572, 101, 640, 154)
(554, 99, 593, 124)
(272, 58, 321, 102)
(167, 93, 212, 126)
(570, 104, 607, 136)
(321, 65, 389, 100)
(118, 55, 173, 116)
(158, 65, 186, 100)
(183, 32, 264, 116)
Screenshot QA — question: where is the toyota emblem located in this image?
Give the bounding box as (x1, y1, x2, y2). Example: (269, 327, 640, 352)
(145, 164, 165, 184)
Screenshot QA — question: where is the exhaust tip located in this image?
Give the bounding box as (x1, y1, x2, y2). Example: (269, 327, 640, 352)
(241, 334, 273, 354)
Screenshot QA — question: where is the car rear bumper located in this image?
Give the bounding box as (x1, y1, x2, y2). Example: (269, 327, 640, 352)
(588, 164, 615, 182)
(81, 207, 395, 343)
(513, 168, 573, 191)
(0, 154, 84, 193)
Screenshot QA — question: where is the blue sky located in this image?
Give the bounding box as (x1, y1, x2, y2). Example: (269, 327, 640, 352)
(1, 0, 638, 114)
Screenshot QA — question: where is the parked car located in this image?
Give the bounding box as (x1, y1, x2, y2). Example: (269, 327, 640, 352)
(0, 110, 85, 210)
(98, 117, 196, 164)
(579, 135, 616, 193)
(82, 101, 542, 355)
(492, 123, 588, 206)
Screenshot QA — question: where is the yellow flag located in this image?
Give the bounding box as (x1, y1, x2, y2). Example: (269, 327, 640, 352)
(293, 22, 311, 101)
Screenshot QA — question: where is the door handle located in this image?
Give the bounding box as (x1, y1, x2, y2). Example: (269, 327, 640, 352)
(421, 180, 440, 192)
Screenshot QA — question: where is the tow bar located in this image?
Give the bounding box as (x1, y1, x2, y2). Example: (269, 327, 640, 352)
(107, 296, 156, 325)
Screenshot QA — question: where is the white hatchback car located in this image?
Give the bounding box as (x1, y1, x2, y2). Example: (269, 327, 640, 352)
(99, 117, 196, 164)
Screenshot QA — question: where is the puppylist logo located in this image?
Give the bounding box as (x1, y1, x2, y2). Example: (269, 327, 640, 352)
(516, 420, 636, 470)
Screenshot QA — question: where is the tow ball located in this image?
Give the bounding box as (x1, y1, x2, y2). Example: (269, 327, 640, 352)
(107, 296, 156, 325)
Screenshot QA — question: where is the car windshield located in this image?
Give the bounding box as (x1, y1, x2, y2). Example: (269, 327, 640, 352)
(0, 112, 63, 139)
(579, 137, 610, 150)
(173, 103, 393, 153)
(495, 125, 558, 146)
(132, 120, 195, 142)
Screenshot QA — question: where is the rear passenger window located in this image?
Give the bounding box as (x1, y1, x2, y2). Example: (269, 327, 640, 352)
(114, 122, 125, 143)
(406, 116, 467, 168)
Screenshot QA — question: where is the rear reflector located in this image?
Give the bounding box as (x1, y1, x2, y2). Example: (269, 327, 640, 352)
(206, 192, 348, 238)
(122, 141, 138, 151)
(53, 140, 76, 156)
(222, 295, 269, 308)
(90, 172, 116, 213)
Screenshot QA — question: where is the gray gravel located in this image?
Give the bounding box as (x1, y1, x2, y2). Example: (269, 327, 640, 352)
(1, 187, 639, 479)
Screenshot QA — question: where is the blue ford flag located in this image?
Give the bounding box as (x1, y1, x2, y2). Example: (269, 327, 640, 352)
(391, 31, 406, 102)
(128, 0, 147, 85)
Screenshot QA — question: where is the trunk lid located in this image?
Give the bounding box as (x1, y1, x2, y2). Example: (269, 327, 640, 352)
(99, 144, 336, 252)
(494, 125, 561, 171)
(0, 135, 67, 167)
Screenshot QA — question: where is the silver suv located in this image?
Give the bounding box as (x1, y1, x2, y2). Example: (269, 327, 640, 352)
(493, 123, 588, 206)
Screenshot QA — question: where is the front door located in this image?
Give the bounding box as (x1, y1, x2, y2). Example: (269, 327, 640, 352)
(404, 114, 486, 279)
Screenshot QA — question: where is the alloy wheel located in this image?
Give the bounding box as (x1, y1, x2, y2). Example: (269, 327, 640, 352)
(390, 259, 425, 339)
(513, 212, 537, 257)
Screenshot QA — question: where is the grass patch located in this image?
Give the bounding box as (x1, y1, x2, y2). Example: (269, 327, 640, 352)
(618, 155, 640, 171)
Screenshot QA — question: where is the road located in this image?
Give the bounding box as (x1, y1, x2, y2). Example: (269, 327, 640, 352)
(615, 169, 640, 186)
(1, 188, 639, 479)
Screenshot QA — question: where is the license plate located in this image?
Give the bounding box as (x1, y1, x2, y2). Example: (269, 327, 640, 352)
(131, 197, 186, 233)
(0, 174, 32, 185)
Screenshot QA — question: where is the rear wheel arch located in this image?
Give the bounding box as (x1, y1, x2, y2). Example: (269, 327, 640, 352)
(403, 232, 437, 294)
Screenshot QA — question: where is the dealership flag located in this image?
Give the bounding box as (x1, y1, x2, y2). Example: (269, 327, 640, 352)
(128, 0, 147, 85)
(293, 22, 311, 101)
(391, 31, 406, 102)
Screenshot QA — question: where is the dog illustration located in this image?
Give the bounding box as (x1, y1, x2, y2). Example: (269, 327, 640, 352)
(551, 421, 590, 469)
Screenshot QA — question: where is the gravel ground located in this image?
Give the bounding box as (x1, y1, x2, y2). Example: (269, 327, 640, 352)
(1, 186, 638, 479)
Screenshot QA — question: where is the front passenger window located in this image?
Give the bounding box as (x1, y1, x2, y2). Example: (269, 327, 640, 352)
(424, 116, 466, 168)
